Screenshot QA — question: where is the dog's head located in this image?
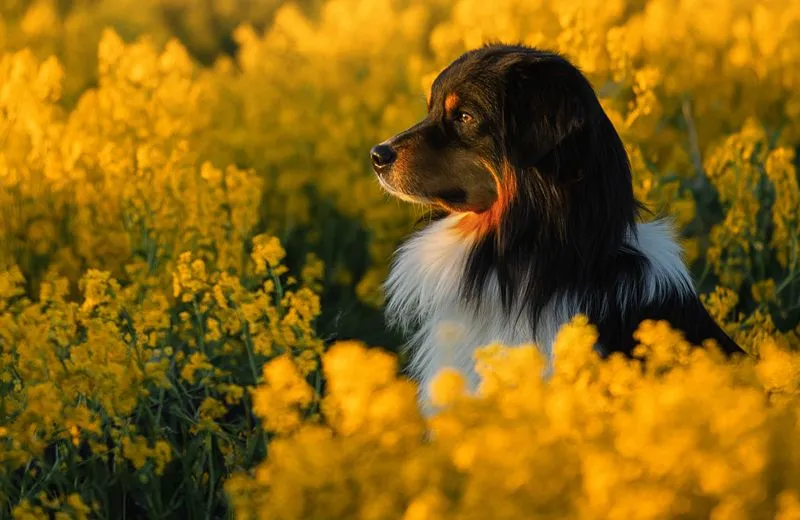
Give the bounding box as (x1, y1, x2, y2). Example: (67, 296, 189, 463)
(371, 44, 636, 245)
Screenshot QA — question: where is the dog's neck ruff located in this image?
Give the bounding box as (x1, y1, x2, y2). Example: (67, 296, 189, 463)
(384, 213, 693, 399)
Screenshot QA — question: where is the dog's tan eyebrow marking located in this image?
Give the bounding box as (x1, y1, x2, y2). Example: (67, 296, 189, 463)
(444, 93, 460, 114)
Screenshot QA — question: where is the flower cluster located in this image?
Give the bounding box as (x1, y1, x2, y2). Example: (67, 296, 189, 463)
(229, 317, 800, 520)
(1, 0, 800, 517)
(0, 40, 325, 511)
(0, 236, 324, 517)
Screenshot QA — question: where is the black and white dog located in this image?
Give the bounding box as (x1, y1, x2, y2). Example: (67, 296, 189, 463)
(370, 44, 743, 394)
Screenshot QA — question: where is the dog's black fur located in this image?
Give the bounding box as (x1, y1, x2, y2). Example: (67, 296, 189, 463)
(372, 43, 744, 357)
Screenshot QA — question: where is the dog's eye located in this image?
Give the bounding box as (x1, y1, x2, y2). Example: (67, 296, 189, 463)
(456, 110, 473, 124)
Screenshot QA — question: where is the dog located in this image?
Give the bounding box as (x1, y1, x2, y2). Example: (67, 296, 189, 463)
(370, 44, 744, 397)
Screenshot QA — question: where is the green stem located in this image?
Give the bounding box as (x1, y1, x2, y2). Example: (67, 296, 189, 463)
(206, 434, 216, 520)
(153, 386, 167, 433)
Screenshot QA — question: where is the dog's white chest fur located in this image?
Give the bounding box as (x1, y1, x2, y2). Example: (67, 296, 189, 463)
(385, 214, 692, 400)
(384, 215, 567, 395)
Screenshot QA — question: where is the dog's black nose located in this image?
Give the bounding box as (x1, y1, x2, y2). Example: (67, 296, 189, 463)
(370, 144, 396, 170)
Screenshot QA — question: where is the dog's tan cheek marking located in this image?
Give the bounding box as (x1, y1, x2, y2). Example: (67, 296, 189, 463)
(455, 161, 516, 239)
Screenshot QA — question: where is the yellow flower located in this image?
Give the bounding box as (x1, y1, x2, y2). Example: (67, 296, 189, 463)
(756, 337, 800, 395)
(428, 368, 467, 408)
(79, 270, 119, 313)
(193, 397, 228, 434)
(64, 494, 92, 520)
(552, 314, 600, 378)
(121, 436, 172, 475)
(777, 491, 800, 520)
(180, 352, 213, 384)
(251, 235, 287, 276)
(121, 436, 151, 471)
(633, 319, 693, 368)
(751, 279, 777, 305)
(301, 253, 325, 290)
(11, 500, 48, 520)
(322, 341, 423, 440)
(765, 148, 800, 268)
(403, 491, 447, 520)
(251, 355, 315, 434)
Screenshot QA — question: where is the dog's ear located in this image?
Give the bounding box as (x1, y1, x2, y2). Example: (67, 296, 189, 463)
(502, 56, 587, 171)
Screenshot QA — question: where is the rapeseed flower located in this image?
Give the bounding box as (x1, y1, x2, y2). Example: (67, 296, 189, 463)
(2, 0, 800, 517)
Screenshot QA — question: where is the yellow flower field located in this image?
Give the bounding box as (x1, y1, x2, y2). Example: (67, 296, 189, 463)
(1, 0, 800, 518)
